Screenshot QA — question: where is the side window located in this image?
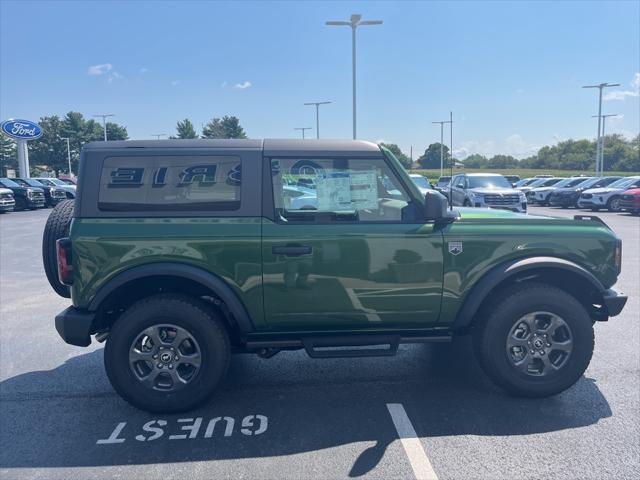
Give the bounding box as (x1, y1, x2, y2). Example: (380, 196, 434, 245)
(98, 155, 241, 211)
(270, 157, 411, 223)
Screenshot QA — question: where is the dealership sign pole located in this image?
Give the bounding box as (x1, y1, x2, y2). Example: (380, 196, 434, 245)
(1, 119, 43, 178)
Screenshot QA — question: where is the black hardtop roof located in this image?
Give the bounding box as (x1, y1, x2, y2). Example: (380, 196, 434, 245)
(83, 138, 382, 156)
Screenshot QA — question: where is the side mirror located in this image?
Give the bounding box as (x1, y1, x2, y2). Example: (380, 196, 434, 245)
(457, 183, 465, 189)
(423, 190, 449, 221)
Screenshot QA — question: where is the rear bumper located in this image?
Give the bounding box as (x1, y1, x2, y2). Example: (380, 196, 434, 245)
(602, 289, 627, 317)
(55, 307, 95, 347)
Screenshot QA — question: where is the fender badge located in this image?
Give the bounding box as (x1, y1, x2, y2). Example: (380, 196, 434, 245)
(448, 242, 463, 255)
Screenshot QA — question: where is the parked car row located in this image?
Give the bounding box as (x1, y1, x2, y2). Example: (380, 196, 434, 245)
(0, 177, 76, 213)
(413, 173, 640, 215)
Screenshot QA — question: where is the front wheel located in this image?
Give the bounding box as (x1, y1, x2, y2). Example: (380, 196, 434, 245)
(105, 294, 230, 413)
(473, 283, 594, 397)
(606, 196, 621, 212)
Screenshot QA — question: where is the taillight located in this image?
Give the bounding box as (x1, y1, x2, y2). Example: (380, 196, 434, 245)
(56, 238, 73, 285)
(614, 239, 622, 275)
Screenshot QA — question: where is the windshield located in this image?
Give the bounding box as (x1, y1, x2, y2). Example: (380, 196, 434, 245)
(411, 176, 431, 189)
(467, 175, 512, 189)
(609, 177, 639, 189)
(0, 178, 20, 188)
(577, 177, 606, 189)
(515, 178, 534, 187)
(553, 177, 590, 188)
(15, 178, 45, 187)
(37, 178, 57, 186)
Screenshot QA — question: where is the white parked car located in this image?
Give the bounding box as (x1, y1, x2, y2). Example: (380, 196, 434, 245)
(409, 174, 433, 196)
(577, 176, 640, 212)
(34, 177, 76, 198)
(0, 187, 15, 213)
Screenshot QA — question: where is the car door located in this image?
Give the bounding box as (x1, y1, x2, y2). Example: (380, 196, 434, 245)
(451, 174, 465, 205)
(261, 155, 444, 331)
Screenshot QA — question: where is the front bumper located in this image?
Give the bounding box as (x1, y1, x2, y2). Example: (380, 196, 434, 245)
(620, 199, 640, 212)
(473, 200, 527, 213)
(549, 195, 579, 207)
(55, 307, 95, 347)
(0, 201, 15, 211)
(602, 289, 627, 317)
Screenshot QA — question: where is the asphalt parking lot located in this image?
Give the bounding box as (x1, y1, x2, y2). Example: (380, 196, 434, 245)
(0, 205, 638, 480)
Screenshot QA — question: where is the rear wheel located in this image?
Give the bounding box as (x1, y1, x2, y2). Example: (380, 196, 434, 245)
(105, 294, 230, 413)
(473, 283, 594, 397)
(42, 200, 74, 298)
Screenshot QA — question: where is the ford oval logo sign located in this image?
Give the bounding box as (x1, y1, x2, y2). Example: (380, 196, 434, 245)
(1, 119, 43, 140)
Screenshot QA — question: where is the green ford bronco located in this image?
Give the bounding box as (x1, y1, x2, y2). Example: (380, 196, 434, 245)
(44, 139, 627, 413)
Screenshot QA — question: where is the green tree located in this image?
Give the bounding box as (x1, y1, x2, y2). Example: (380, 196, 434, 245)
(28, 116, 69, 176)
(0, 135, 17, 175)
(417, 143, 450, 169)
(487, 154, 519, 169)
(202, 115, 247, 139)
(105, 122, 128, 141)
(173, 118, 198, 139)
(379, 143, 412, 169)
(462, 153, 488, 168)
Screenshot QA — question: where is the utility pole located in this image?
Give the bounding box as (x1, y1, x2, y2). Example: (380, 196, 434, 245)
(326, 14, 382, 139)
(592, 114, 618, 174)
(93, 114, 115, 141)
(151, 134, 166, 140)
(304, 101, 332, 139)
(60, 137, 72, 176)
(582, 83, 620, 176)
(294, 127, 312, 139)
(433, 119, 452, 177)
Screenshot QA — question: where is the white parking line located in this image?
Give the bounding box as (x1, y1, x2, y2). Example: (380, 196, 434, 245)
(386, 403, 438, 480)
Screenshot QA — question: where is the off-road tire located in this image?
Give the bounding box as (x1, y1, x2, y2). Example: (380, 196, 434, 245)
(105, 294, 231, 413)
(42, 199, 74, 298)
(473, 282, 594, 398)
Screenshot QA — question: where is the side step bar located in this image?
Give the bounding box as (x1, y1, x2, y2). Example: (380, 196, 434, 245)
(303, 335, 400, 358)
(244, 333, 452, 359)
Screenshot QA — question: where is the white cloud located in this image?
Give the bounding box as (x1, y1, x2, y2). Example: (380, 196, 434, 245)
(220, 81, 228, 88)
(455, 134, 540, 159)
(139, 67, 149, 74)
(107, 71, 123, 83)
(233, 81, 252, 90)
(604, 72, 640, 101)
(88, 63, 113, 76)
(171, 80, 180, 86)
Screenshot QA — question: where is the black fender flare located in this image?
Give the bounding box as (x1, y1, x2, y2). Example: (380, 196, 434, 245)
(452, 256, 606, 330)
(89, 263, 254, 333)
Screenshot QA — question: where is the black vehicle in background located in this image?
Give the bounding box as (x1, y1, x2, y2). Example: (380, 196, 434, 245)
(11, 178, 67, 207)
(504, 174, 520, 187)
(548, 176, 622, 208)
(0, 178, 46, 210)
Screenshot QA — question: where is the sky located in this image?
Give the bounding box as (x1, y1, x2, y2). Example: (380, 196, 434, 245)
(1, 0, 639, 159)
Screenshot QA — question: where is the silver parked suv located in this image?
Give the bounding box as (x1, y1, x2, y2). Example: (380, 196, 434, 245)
(449, 173, 527, 213)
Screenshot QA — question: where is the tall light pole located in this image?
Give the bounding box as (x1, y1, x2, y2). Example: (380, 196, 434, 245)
(60, 137, 72, 176)
(304, 101, 332, 139)
(93, 114, 115, 141)
(582, 83, 619, 176)
(151, 134, 166, 140)
(326, 14, 382, 139)
(592, 114, 618, 174)
(433, 119, 452, 177)
(294, 127, 312, 139)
